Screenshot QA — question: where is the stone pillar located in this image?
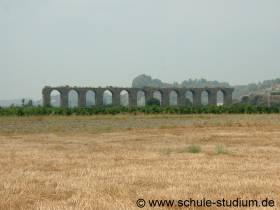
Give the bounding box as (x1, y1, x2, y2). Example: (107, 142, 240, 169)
(78, 89, 86, 107)
(193, 89, 202, 106)
(161, 89, 170, 106)
(224, 89, 233, 105)
(145, 89, 153, 105)
(129, 89, 137, 107)
(42, 88, 51, 107)
(112, 89, 120, 106)
(208, 89, 218, 106)
(95, 89, 103, 106)
(178, 89, 186, 106)
(60, 89, 69, 108)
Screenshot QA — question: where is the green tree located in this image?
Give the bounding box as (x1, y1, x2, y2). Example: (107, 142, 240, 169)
(146, 98, 160, 106)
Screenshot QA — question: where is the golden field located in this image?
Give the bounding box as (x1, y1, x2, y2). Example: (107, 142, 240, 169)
(0, 114, 279, 210)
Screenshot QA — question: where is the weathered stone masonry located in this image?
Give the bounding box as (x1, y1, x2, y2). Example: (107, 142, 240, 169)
(42, 86, 234, 108)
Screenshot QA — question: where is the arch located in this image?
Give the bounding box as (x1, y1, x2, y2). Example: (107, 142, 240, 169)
(50, 89, 61, 107)
(201, 90, 209, 105)
(153, 90, 162, 105)
(103, 90, 113, 105)
(120, 90, 129, 106)
(169, 90, 178, 106)
(68, 90, 79, 108)
(185, 90, 194, 106)
(217, 90, 225, 106)
(86, 90, 96, 107)
(137, 90, 146, 106)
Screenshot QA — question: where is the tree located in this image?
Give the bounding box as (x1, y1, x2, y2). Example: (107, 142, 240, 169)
(185, 98, 193, 106)
(26, 100, 33, 107)
(21, 99, 25, 107)
(146, 98, 161, 106)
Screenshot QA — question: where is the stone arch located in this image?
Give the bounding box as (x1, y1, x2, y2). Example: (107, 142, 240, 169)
(185, 90, 194, 106)
(50, 89, 61, 107)
(201, 90, 210, 105)
(68, 89, 79, 108)
(103, 89, 113, 105)
(169, 90, 178, 106)
(120, 90, 129, 106)
(217, 89, 225, 106)
(43, 86, 234, 108)
(86, 90, 96, 107)
(153, 90, 162, 105)
(137, 90, 146, 106)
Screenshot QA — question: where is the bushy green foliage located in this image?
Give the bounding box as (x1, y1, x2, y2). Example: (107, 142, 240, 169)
(215, 144, 228, 155)
(146, 98, 161, 106)
(0, 104, 279, 116)
(186, 144, 201, 154)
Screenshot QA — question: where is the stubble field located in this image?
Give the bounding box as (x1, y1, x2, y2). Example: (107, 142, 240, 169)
(0, 114, 279, 210)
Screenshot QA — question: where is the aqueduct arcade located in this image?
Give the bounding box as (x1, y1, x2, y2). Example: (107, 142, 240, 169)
(42, 86, 234, 108)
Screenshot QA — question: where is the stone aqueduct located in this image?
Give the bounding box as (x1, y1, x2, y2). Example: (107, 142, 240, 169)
(42, 86, 234, 108)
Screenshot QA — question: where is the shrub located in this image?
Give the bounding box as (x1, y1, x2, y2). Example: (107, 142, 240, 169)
(187, 144, 201, 153)
(215, 144, 228, 155)
(146, 98, 161, 106)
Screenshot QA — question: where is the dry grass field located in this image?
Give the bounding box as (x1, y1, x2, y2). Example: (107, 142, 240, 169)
(0, 114, 279, 210)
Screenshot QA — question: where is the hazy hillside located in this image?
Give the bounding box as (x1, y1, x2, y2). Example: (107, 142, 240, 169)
(132, 74, 230, 89)
(132, 74, 280, 100)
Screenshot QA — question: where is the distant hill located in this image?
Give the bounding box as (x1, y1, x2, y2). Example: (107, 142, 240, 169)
(233, 79, 280, 99)
(132, 74, 230, 89)
(132, 74, 280, 100)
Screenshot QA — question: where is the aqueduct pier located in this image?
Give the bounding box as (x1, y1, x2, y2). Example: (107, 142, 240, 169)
(42, 86, 234, 107)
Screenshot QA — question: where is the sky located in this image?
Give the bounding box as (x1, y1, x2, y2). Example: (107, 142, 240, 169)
(0, 0, 280, 100)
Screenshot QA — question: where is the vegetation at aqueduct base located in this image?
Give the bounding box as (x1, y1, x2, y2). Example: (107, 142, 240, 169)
(0, 104, 280, 116)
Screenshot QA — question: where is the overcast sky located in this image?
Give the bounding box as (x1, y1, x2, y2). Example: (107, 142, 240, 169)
(0, 0, 280, 100)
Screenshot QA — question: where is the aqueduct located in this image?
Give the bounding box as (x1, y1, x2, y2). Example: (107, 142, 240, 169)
(42, 86, 234, 107)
